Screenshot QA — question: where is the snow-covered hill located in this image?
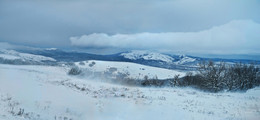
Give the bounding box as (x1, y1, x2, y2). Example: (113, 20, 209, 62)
(0, 49, 56, 64)
(174, 54, 196, 65)
(0, 49, 56, 62)
(118, 50, 199, 70)
(120, 50, 197, 65)
(75, 60, 185, 79)
(0, 64, 259, 120)
(45, 48, 58, 51)
(120, 50, 175, 63)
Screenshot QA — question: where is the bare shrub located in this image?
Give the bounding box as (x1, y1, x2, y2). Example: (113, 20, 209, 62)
(68, 66, 82, 75)
(89, 61, 96, 67)
(181, 61, 260, 92)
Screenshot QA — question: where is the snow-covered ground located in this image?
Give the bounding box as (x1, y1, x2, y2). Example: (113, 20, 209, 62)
(120, 50, 175, 63)
(0, 49, 56, 62)
(75, 60, 185, 79)
(120, 50, 197, 65)
(0, 64, 260, 120)
(174, 55, 196, 65)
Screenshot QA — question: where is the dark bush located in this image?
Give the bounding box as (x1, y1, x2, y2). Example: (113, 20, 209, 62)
(68, 67, 82, 75)
(89, 61, 96, 67)
(79, 61, 85, 65)
(181, 61, 260, 92)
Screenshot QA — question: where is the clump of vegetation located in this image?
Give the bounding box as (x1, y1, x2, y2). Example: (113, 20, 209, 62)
(65, 60, 259, 93)
(89, 61, 96, 67)
(141, 75, 165, 87)
(180, 61, 260, 92)
(68, 66, 82, 75)
(79, 61, 85, 65)
(136, 61, 260, 92)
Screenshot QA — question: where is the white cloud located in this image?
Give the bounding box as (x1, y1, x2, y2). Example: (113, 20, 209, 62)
(70, 20, 260, 54)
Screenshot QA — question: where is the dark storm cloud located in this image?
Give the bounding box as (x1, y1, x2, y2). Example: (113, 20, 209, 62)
(0, 0, 259, 53)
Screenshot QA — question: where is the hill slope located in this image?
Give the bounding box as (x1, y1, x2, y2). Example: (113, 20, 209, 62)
(0, 64, 259, 120)
(75, 60, 186, 79)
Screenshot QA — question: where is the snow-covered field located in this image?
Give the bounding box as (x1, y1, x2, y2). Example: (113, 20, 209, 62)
(0, 64, 260, 120)
(75, 60, 185, 79)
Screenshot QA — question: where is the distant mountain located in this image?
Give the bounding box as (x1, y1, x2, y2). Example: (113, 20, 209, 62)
(1, 47, 259, 71)
(0, 49, 56, 65)
(119, 50, 199, 70)
(120, 50, 198, 65)
(16, 48, 124, 62)
(120, 50, 175, 63)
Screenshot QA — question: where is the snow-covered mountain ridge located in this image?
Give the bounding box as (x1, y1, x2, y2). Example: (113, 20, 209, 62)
(0, 47, 258, 71)
(120, 50, 175, 63)
(175, 54, 196, 65)
(0, 49, 56, 62)
(120, 50, 196, 65)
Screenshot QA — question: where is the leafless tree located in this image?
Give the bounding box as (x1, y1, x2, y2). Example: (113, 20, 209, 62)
(198, 61, 226, 92)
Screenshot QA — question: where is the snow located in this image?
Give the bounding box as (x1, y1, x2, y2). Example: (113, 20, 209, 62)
(0, 54, 20, 60)
(0, 64, 260, 120)
(0, 49, 56, 62)
(45, 48, 57, 51)
(175, 55, 196, 65)
(120, 50, 175, 63)
(120, 50, 197, 65)
(75, 60, 185, 79)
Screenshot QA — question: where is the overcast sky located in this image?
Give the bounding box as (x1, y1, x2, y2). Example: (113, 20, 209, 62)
(0, 0, 260, 54)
